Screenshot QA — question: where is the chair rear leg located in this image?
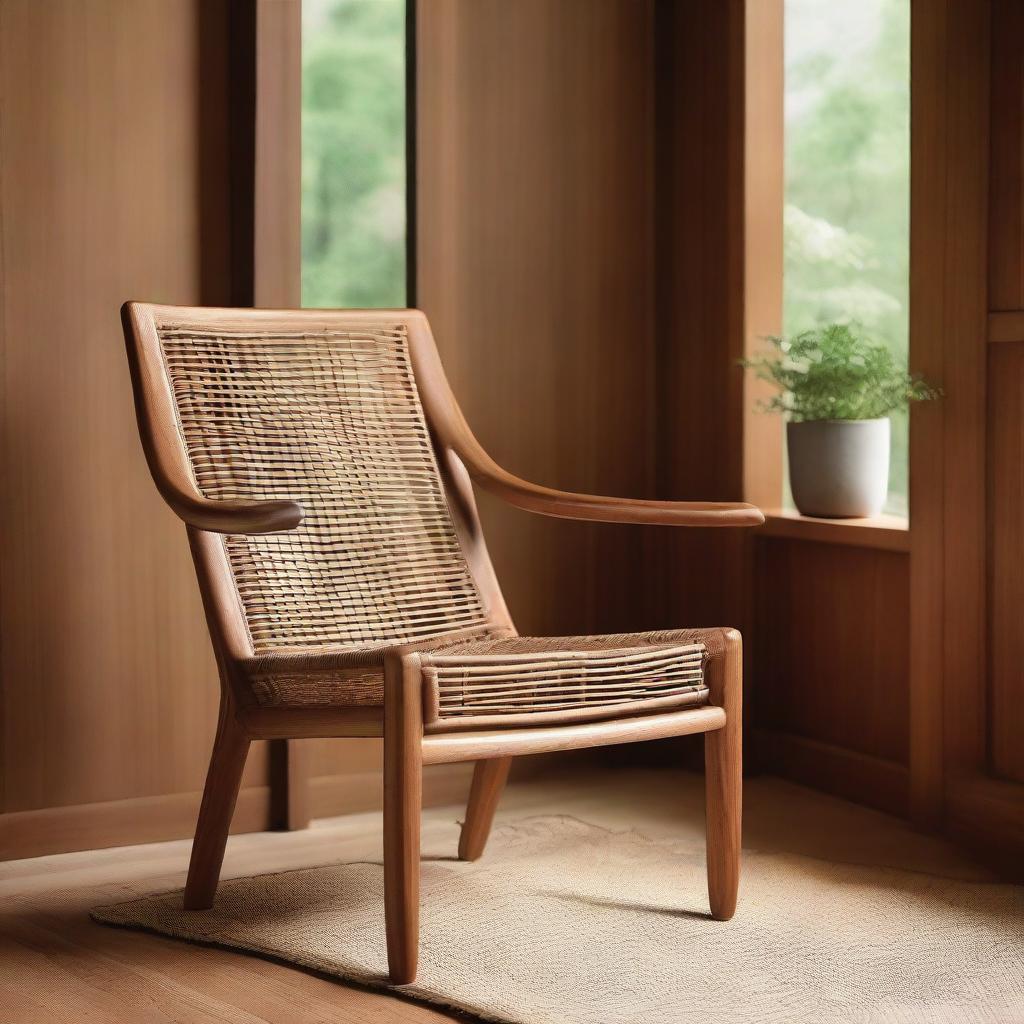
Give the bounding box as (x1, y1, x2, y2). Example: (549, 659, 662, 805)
(705, 629, 742, 921)
(459, 756, 513, 861)
(384, 655, 423, 985)
(183, 698, 251, 910)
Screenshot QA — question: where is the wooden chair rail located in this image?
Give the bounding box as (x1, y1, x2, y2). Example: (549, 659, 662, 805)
(420, 705, 726, 764)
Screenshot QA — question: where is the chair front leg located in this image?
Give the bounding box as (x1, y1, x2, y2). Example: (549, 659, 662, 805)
(459, 756, 513, 861)
(383, 654, 424, 985)
(704, 628, 742, 921)
(184, 693, 251, 910)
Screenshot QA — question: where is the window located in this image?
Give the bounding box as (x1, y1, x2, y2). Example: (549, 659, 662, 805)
(784, 0, 910, 515)
(302, 0, 408, 308)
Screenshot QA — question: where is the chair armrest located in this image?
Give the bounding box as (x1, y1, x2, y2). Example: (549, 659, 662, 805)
(452, 436, 763, 528)
(409, 324, 763, 529)
(160, 490, 304, 535)
(122, 301, 304, 536)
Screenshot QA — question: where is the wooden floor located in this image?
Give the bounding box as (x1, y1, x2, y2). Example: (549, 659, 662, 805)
(0, 766, 993, 1024)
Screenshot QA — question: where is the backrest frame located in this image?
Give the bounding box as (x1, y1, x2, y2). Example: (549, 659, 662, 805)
(123, 304, 514, 686)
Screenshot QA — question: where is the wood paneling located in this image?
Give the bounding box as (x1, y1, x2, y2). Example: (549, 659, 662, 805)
(254, 0, 302, 309)
(415, 0, 657, 639)
(988, 0, 1024, 311)
(753, 541, 909, 768)
(987, 3, 1024, 791)
(0, 763, 473, 861)
(907, 0, 1024, 870)
(983, 0, 1024, 835)
(752, 731, 909, 818)
(651, 0, 764, 640)
(987, 348, 1024, 783)
(909, 0, 991, 823)
(656, 0, 746, 506)
(0, 0, 262, 816)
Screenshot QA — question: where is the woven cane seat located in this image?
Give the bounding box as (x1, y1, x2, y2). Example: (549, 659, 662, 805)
(243, 629, 724, 728)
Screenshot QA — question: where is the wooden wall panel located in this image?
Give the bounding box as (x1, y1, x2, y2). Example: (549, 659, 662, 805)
(986, 0, 1024, 804)
(652, 0, 750, 638)
(988, 0, 1024, 311)
(909, 0, 993, 831)
(905, 0, 1024, 872)
(988, 342, 1024, 784)
(416, 0, 658, 638)
(986, 0, 1024, 795)
(753, 542, 909, 765)
(0, 0, 262, 816)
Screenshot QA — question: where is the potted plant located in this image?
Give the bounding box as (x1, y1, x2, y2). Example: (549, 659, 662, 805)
(743, 323, 940, 518)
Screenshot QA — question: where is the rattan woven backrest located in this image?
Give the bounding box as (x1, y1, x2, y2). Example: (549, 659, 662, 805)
(157, 318, 490, 654)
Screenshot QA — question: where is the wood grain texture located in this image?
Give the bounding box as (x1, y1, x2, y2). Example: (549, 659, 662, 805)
(415, 0, 659, 638)
(0, 764, 474, 861)
(741, 0, 785, 512)
(988, 0, 1024, 311)
(757, 510, 909, 553)
(988, 310, 1024, 342)
(704, 630, 741, 920)
(653, 0, 757, 639)
(383, 654, 423, 985)
(458, 757, 512, 861)
(987, 345, 1024, 784)
(254, 0, 301, 309)
(909, 0, 991, 825)
(907, 0, 950, 825)
(183, 698, 251, 910)
(0, 0, 389, 848)
(421, 706, 725, 765)
(0, 0, 272, 816)
(753, 541, 909, 771)
(751, 730, 910, 818)
(982, 0, 1024, 852)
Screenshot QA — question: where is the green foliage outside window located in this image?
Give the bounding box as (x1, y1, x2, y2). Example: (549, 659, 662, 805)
(302, 0, 406, 308)
(784, 0, 910, 512)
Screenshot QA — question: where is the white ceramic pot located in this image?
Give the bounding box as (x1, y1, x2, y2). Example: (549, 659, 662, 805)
(786, 418, 890, 518)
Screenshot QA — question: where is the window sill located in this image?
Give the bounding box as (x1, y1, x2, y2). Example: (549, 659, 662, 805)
(756, 508, 910, 553)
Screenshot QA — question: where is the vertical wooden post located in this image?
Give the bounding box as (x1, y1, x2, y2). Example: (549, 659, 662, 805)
(705, 630, 743, 920)
(383, 653, 423, 984)
(742, 0, 784, 513)
(908, 0, 990, 827)
(244, 0, 307, 829)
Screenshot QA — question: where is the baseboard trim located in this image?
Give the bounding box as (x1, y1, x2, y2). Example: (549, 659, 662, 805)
(752, 729, 910, 817)
(0, 786, 273, 861)
(0, 763, 474, 861)
(946, 774, 1024, 880)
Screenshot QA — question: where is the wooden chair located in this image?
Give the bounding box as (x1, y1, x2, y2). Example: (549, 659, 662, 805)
(121, 304, 764, 984)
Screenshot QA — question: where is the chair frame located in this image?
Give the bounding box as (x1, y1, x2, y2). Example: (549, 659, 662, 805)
(122, 303, 763, 984)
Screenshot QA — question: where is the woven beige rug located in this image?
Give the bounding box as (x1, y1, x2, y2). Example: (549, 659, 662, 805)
(92, 816, 1024, 1024)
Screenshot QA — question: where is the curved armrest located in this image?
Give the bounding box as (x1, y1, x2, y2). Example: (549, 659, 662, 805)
(160, 489, 304, 535)
(408, 327, 764, 529)
(122, 302, 304, 537)
(454, 436, 763, 528)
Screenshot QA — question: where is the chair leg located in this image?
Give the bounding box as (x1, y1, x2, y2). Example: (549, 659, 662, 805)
(459, 756, 513, 861)
(705, 628, 742, 921)
(183, 697, 251, 911)
(383, 655, 424, 985)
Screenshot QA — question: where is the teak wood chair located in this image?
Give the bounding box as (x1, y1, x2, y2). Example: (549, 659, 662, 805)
(122, 304, 764, 984)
